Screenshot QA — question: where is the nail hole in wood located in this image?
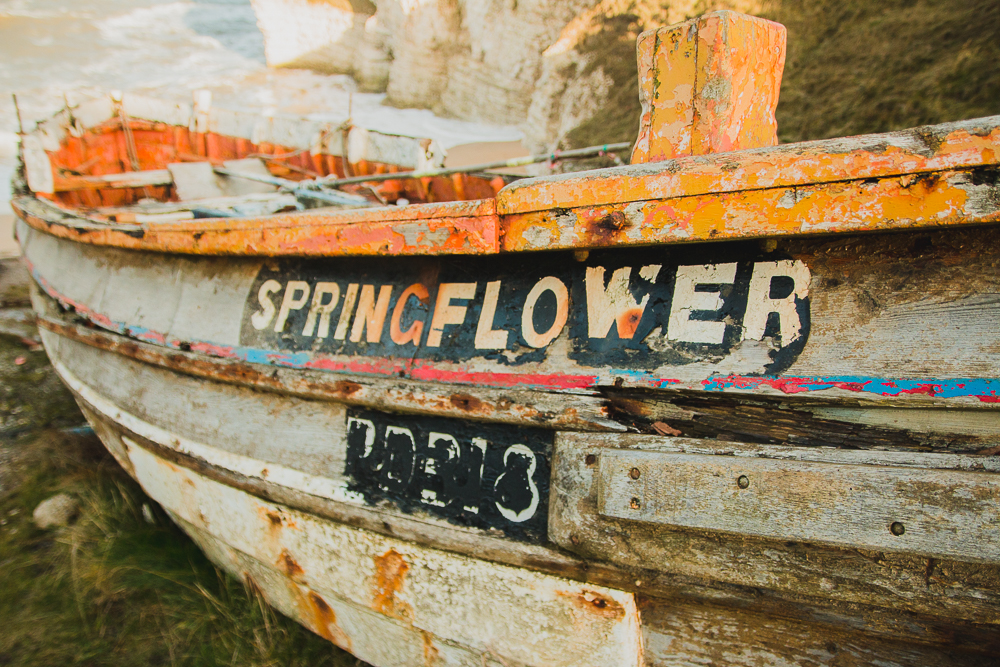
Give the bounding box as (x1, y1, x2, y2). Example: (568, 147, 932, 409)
(585, 454, 596, 465)
(629, 497, 641, 510)
(629, 467, 641, 480)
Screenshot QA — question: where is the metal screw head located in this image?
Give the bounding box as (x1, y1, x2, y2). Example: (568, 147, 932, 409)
(890, 521, 906, 536)
(737, 475, 750, 489)
(629, 497, 641, 510)
(629, 467, 641, 480)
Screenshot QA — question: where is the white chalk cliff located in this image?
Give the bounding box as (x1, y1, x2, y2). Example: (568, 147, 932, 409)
(250, 0, 760, 152)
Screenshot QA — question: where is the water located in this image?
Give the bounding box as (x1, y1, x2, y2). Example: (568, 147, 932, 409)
(0, 0, 524, 253)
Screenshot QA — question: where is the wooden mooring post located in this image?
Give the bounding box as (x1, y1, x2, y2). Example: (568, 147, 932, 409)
(631, 10, 786, 163)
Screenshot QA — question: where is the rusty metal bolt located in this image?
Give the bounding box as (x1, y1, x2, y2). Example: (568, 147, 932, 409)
(890, 521, 906, 536)
(629, 497, 641, 510)
(585, 454, 597, 466)
(629, 467, 641, 480)
(737, 475, 750, 489)
(603, 210, 627, 230)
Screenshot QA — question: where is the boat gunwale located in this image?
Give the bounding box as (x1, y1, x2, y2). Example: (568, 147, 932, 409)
(13, 113, 1000, 257)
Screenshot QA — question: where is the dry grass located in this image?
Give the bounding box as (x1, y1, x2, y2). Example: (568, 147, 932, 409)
(762, 0, 1000, 142)
(564, 0, 1000, 150)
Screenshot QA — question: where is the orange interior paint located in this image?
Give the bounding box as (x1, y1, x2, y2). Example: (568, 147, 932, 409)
(44, 117, 506, 211)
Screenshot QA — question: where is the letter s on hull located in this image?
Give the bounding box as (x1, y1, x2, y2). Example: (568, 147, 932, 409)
(250, 279, 282, 330)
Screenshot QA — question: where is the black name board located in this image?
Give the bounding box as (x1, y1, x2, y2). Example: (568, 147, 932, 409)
(344, 408, 553, 543)
(241, 243, 811, 375)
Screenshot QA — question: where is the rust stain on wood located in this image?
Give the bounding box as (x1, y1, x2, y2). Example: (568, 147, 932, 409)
(371, 548, 412, 621)
(559, 588, 627, 621)
(278, 549, 305, 579)
(420, 629, 440, 666)
(293, 587, 352, 651)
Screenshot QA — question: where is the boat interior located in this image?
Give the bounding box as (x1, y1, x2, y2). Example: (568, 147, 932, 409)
(20, 93, 524, 224)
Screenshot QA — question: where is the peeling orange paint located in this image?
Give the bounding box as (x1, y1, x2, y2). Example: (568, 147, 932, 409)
(501, 166, 997, 251)
(632, 11, 785, 164)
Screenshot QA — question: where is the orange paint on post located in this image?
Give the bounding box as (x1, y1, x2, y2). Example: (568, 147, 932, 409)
(631, 11, 786, 164)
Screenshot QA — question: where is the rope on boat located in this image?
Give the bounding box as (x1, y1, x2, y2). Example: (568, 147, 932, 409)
(314, 141, 634, 188)
(218, 140, 631, 206)
(211, 167, 370, 208)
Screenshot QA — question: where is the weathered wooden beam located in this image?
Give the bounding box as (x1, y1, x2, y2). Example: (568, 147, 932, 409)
(631, 11, 785, 163)
(550, 432, 1000, 624)
(639, 596, 997, 666)
(501, 165, 1000, 251)
(52, 168, 173, 192)
(36, 312, 623, 431)
(14, 195, 499, 256)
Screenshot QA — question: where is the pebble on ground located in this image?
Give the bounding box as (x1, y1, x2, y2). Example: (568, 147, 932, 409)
(32, 493, 79, 529)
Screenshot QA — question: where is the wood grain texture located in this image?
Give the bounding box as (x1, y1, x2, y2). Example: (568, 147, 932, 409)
(22, 219, 1000, 411)
(550, 432, 1000, 624)
(640, 596, 995, 667)
(631, 11, 785, 164)
(36, 311, 623, 431)
(598, 449, 1000, 561)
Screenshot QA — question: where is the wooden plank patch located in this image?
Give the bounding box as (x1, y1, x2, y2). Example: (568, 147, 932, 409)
(598, 449, 1000, 561)
(549, 433, 1000, 622)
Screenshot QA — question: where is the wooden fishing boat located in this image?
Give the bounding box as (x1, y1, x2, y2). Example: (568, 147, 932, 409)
(13, 11, 1000, 666)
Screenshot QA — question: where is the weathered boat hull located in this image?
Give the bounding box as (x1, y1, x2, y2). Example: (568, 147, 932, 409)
(37, 296, 1000, 666)
(21, 210, 1000, 664)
